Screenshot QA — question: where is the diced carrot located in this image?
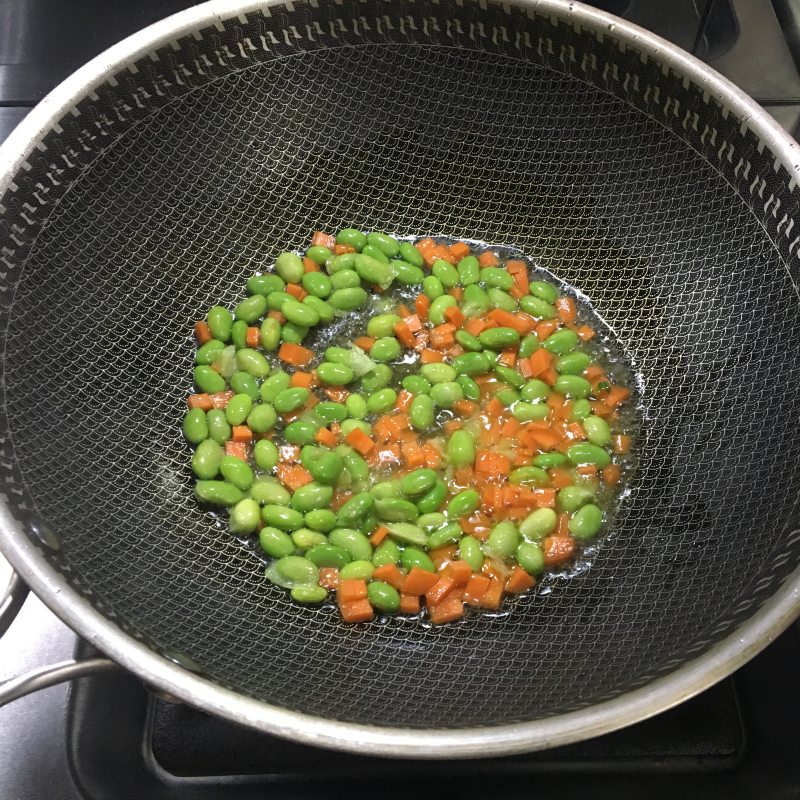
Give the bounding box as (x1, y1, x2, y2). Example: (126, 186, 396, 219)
(285, 282, 306, 300)
(548, 468, 573, 489)
(345, 427, 375, 455)
(290, 371, 316, 390)
(443, 306, 465, 328)
(303, 256, 320, 273)
(334, 243, 356, 255)
(430, 323, 456, 349)
(463, 317, 488, 336)
(415, 293, 430, 321)
(555, 296, 577, 324)
(536, 320, 559, 341)
(338, 598, 374, 623)
(505, 565, 535, 594)
(478, 251, 499, 267)
(604, 385, 631, 409)
(338, 578, 368, 603)
(402, 566, 440, 595)
(231, 425, 253, 443)
(319, 567, 339, 590)
(400, 441, 425, 469)
(353, 336, 374, 352)
(487, 308, 528, 334)
(268, 310, 286, 324)
(591, 400, 613, 418)
(445, 560, 473, 587)
(540, 367, 558, 386)
(278, 342, 314, 367)
(557, 513, 570, 537)
(542, 535, 576, 567)
(506, 260, 530, 298)
(243, 326, 259, 348)
(324, 387, 349, 402)
(311, 231, 336, 248)
(369, 526, 390, 547)
(429, 244, 455, 265)
(399, 594, 421, 614)
(453, 466, 474, 486)
(449, 241, 471, 260)
(518, 358, 534, 379)
(393, 321, 415, 348)
(463, 574, 491, 605)
(194, 321, 212, 344)
(480, 577, 504, 609)
(475, 450, 511, 475)
(422, 442, 442, 469)
(603, 463, 621, 486)
(443, 419, 463, 436)
(497, 349, 517, 368)
(420, 348, 444, 363)
(372, 563, 405, 590)
(576, 324, 595, 342)
(314, 427, 337, 448)
(395, 389, 414, 412)
(187, 393, 213, 411)
(428, 590, 464, 624)
(224, 440, 248, 460)
(276, 463, 313, 490)
(576, 464, 597, 477)
(453, 399, 478, 417)
(527, 348, 554, 377)
(485, 396, 505, 416)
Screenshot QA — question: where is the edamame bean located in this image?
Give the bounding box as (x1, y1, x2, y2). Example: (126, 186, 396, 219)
(461, 283, 491, 316)
(518, 334, 540, 359)
(367, 581, 400, 612)
(417, 512, 446, 531)
(495, 364, 525, 388)
(361, 364, 392, 392)
(340, 560, 375, 580)
(452, 351, 491, 376)
(409, 394, 435, 430)
(366, 388, 397, 414)
(415, 479, 447, 514)
(195, 339, 225, 365)
(420, 363, 457, 384)
(391, 260, 425, 285)
(303, 295, 334, 323)
(400, 468, 438, 496)
(399, 241, 424, 267)
(385, 522, 428, 547)
(543, 329, 579, 355)
(457, 255, 480, 286)
(305, 245, 333, 265)
(370, 337, 402, 363)
(400, 546, 435, 573)
(367, 231, 400, 257)
(317, 362, 354, 386)
(192, 439, 223, 479)
(194, 480, 242, 506)
(306, 543, 351, 568)
(285, 419, 319, 445)
(340, 419, 371, 439)
(291, 529, 329, 551)
(229, 498, 261, 534)
(183, 409, 209, 444)
(566, 442, 611, 468)
(259, 526, 295, 558)
(259, 317, 281, 351)
(488, 288, 517, 312)
(569, 503, 603, 540)
(372, 539, 401, 566)
(430, 381, 464, 408)
(345, 393, 367, 419)
(275, 555, 319, 584)
(281, 323, 309, 345)
(329, 287, 368, 311)
(291, 482, 333, 512)
(304, 508, 338, 532)
(194, 364, 227, 393)
(478, 327, 520, 350)
(556, 351, 591, 375)
(428, 295, 457, 325)
(329, 527, 373, 560)
(262, 505, 305, 531)
(532, 452, 569, 469)
(496, 388, 520, 406)
(447, 430, 476, 467)
(291, 585, 328, 603)
(486, 521, 520, 558)
(253, 439, 279, 471)
(554, 374, 592, 398)
(340, 449, 370, 482)
(361, 244, 389, 264)
(367, 314, 401, 338)
(480, 267, 514, 290)
(275, 252, 305, 284)
(315, 401, 348, 423)
(236, 348, 270, 378)
(273, 387, 309, 413)
(456, 375, 480, 401)
(423, 275, 445, 300)
(229, 371, 259, 400)
(520, 379, 550, 402)
(206, 409, 231, 445)
(459, 536, 485, 571)
(428, 522, 463, 548)
(267, 291, 294, 311)
(529, 280, 559, 303)
(220, 455, 254, 491)
(519, 508, 557, 541)
(375, 498, 419, 522)
(336, 228, 367, 251)
(570, 398, 592, 421)
(249, 476, 290, 505)
(247, 273, 285, 296)
(519, 295, 557, 319)
(336, 493, 375, 527)
(558, 485, 595, 512)
(509, 466, 549, 485)
(207, 306, 233, 341)
(354, 254, 392, 288)
(447, 489, 480, 517)
(455, 330, 482, 352)
(517, 541, 544, 575)
(282, 299, 319, 328)
(372, 481, 402, 500)
(511, 401, 550, 422)
(402, 375, 431, 395)
(234, 294, 268, 324)
(326, 253, 356, 274)
(583, 415, 612, 446)
(432, 259, 460, 288)
(231, 321, 248, 349)
(225, 393, 252, 426)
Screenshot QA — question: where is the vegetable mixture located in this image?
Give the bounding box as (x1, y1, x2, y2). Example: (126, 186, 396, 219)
(184, 230, 634, 624)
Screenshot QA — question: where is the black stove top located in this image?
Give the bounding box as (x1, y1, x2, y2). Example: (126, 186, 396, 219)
(2, 1, 800, 798)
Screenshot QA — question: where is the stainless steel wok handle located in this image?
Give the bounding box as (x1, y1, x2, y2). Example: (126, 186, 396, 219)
(0, 567, 117, 707)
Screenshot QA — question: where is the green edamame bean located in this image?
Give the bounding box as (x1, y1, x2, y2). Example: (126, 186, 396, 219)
(235, 348, 270, 378)
(447, 489, 480, 517)
(315, 402, 348, 423)
(246, 403, 276, 433)
(248, 477, 290, 505)
(486, 521, 520, 558)
(207, 306, 233, 342)
(532, 452, 569, 469)
(517, 541, 545, 575)
(366, 388, 397, 414)
(488, 288, 517, 312)
(340, 419, 371, 439)
(275, 555, 319, 584)
(317, 362, 354, 386)
(325, 346, 350, 363)
(400, 546, 435, 573)
(455, 330, 482, 352)
(345, 393, 368, 420)
(428, 294, 457, 325)
(409, 394, 435, 430)
(326, 253, 356, 274)
(225, 393, 252, 426)
(529, 280, 559, 304)
(511, 401, 550, 422)
(366, 231, 400, 257)
(229, 498, 261, 534)
(480, 267, 514, 290)
(336, 493, 375, 527)
(583, 415, 612, 446)
(280, 323, 309, 345)
(340, 449, 370, 482)
(509, 466, 549, 485)
(340, 560, 375, 580)
(385, 522, 428, 547)
(400, 468, 438, 496)
(282, 299, 320, 328)
(220, 455, 254, 491)
(431, 381, 463, 408)
(267, 291, 294, 311)
(206, 409, 231, 445)
(457, 255, 480, 286)
(570, 398, 592, 421)
(423, 274, 445, 300)
(461, 283, 491, 316)
(303, 295, 334, 323)
(304, 508, 338, 532)
(519, 295, 557, 319)
(291, 482, 333, 512)
(234, 294, 268, 324)
(229, 372, 259, 400)
(361, 244, 389, 264)
(328, 527, 373, 560)
(459, 536, 485, 571)
(258, 317, 280, 351)
(306, 543, 351, 568)
(556, 351, 591, 375)
(428, 522, 463, 549)
(291, 529, 328, 551)
(391, 260, 425, 285)
(192, 439, 223, 479)
(183, 409, 209, 444)
(370, 337, 402, 363)
(372, 539, 401, 567)
(195, 339, 225, 365)
(432, 259, 460, 288)
(415, 478, 447, 514)
(262, 505, 305, 531)
(285, 420, 319, 445)
(566, 443, 611, 468)
(367, 581, 400, 612)
(543, 329, 579, 355)
(275, 252, 304, 283)
(361, 364, 392, 392)
(417, 512, 447, 531)
(520, 379, 550, 402)
(448, 430, 476, 467)
(371, 481, 402, 499)
(420, 363, 457, 384)
(478, 327, 520, 350)
(247, 273, 285, 297)
(259, 526, 295, 558)
(496, 388, 520, 406)
(368, 314, 402, 338)
(305, 245, 333, 265)
(569, 503, 603, 540)
(329, 287, 368, 311)
(375, 498, 419, 522)
(558, 485, 595, 513)
(519, 508, 557, 541)
(452, 351, 491, 376)
(456, 375, 480, 401)
(253, 439, 279, 471)
(518, 334, 540, 359)
(494, 364, 525, 388)
(399, 241, 424, 267)
(273, 387, 309, 413)
(291, 585, 328, 604)
(402, 375, 431, 395)
(354, 254, 392, 287)
(554, 374, 592, 398)
(336, 228, 367, 251)
(231, 321, 248, 349)
(194, 480, 242, 506)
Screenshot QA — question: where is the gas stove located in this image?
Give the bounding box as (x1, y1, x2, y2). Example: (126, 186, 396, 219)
(2, 1, 800, 798)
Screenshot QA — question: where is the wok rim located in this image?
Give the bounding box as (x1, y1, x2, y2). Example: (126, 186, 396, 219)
(1, 0, 799, 758)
